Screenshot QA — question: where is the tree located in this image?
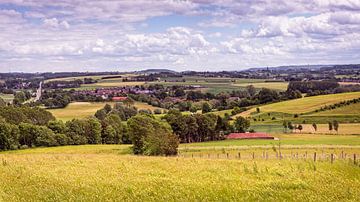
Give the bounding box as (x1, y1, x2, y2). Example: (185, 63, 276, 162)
(0, 122, 19, 150)
(47, 120, 66, 134)
(189, 106, 198, 113)
(256, 107, 260, 113)
(287, 121, 294, 132)
(297, 124, 303, 133)
(328, 122, 333, 132)
(35, 126, 58, 147)
(333, 120, 339, 133)
(312, 123, 317, 132)
(123, 97, 135, 107)
(202, 102, 212, 114)
(283, 121, 288, 133)
(246, 85, 256, 97)
(104, 104, 112, 113)
(95, 109, 107, 120)
(84, 118, 102, 144)
(102, 114, 124, 144)
(127, 114, 179, 155)
(0, 97, 6, 107)
(102, 125, 116, 144)
(233, 116, 250, 133)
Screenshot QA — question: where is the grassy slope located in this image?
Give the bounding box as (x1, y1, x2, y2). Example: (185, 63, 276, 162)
(251, 92, 360, 114)
(310, 102, 360, 116)
(1, 144, 359, 201)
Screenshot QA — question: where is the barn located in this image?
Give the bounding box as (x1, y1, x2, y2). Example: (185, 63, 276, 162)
(112, 96, 127, 101)
(226, 132, 275, 140)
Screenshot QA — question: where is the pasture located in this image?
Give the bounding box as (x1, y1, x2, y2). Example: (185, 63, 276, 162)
(1, 140, 360, 201)
(47, 101, 164, 121)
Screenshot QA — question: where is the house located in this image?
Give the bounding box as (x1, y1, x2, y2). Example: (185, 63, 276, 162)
(226, 132, 274, 140)
(112, 96, 127, 102)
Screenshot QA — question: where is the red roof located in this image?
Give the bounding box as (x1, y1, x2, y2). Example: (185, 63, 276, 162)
(226, 133, 274, 139)
(112, 97, 127, 101)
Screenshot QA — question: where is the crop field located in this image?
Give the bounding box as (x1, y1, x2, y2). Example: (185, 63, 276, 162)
(81, 81, 146, 88)
(0, 93, 14, 103)
(48, 101, 164, 121)
(232, 82, 289, 91)
(45, 74, 137, 83)
(247, 92, 360, 114)
(1, 140, 360, 201)
(151, 77, 287, 94)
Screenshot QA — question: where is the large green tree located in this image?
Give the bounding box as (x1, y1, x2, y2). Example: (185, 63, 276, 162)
(128, 114, 179, 156)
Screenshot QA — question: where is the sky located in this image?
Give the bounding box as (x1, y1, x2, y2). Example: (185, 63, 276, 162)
(0, 0, 360, 72)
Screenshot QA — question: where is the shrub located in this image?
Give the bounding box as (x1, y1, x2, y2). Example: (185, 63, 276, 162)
(154, 109, 162, 114)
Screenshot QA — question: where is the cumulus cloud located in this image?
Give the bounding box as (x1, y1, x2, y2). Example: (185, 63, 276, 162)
(43, 18, 70, 29)
(0, 0, 360, 72)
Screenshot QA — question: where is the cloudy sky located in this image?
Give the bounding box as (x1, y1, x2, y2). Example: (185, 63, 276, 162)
(0, 0, 360, 72)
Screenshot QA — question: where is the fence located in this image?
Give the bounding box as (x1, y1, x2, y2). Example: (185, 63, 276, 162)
(178, 150, 359, 165)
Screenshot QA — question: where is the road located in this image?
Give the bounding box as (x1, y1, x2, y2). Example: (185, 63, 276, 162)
(34, 81, 42, 102)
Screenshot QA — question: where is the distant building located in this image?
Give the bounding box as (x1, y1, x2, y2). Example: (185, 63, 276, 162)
(226, 132, 274, 140)
(112, 96, 127, 102)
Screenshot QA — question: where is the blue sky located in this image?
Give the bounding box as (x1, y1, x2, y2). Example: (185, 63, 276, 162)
(0, 0, 360, 72)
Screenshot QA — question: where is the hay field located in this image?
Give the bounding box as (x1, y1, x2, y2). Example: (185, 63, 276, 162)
(1, 143, 359, 201)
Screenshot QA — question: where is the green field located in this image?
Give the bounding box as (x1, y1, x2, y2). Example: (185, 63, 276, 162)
(311, 102, 360, 116)
(246, 92, 360, 114)
(0, 94, 14, 103)
(232, 82, 288, 91)
(1, 140, 360, 201)
(48, 101, 164, 121)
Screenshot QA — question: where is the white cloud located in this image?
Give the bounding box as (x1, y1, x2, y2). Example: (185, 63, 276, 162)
(43, 18, 70, 29)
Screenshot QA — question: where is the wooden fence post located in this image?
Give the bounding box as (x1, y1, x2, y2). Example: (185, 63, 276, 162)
(238, 152, 241, 159)
(314, 152, 317, 162)
(331, 153, 334, 164)
(341, 151, 344, 159)
(217, 153, 219, 159)
(354, 154, 357, 165)
(226, 153, 229, 159)
(252, 152, 255, 160)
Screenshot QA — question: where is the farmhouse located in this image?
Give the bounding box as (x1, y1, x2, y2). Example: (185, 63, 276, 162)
(226, 132, 275, 140)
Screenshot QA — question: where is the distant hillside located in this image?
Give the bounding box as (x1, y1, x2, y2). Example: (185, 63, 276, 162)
(247, 64, 334, 71)
(136, 69, 177, 74)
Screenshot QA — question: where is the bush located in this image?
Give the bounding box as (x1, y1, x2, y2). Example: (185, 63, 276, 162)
(154, 109, 162, 114)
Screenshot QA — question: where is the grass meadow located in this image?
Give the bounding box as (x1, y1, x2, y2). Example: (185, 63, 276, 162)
(47, 101, 164, 121)
(1, 138, 360, 201)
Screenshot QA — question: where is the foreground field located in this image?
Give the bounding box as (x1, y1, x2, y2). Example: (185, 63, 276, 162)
(1, 143, 359, 201)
